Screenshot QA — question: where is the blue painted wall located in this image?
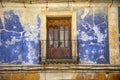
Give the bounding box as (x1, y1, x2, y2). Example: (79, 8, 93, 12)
(0, 9, 109, 64)
(0, 10, 41, 64)
(77, 8, 109, 64)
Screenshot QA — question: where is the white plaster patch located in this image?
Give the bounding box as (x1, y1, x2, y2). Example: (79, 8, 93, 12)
(81, 8, 89, 19)
(27, 46, 38, 64)
(24, 32, 39, 43)
(14, 11, 22, 17)
(82, 58, 95, 64)
(96, 55, 105, 61)
(81, 44, 85, 47)
(13, 26, 17, 29)
(24, 24, 31, 31)
(77, 30, 80, 35)
(13, 50, 19, 54)
(91, 50, 96, 54)
(81, 31, 93, 41)
(5, 36, 21, 46)
(92, 25, 105, 42)
(18, 54, 22, 61)
(81, 31, 88, 41)
(12, 46, 21, 54)
(24, 24, 40, 43)
(99, 49, 104, 53)
(5, 40, 15, 46)
(85, 50, 89, 54)
(90, 42, 95, 45)
(4, 14, 11, 19)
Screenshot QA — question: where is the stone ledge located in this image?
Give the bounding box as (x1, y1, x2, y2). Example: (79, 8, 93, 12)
(0, 64, 120, 73)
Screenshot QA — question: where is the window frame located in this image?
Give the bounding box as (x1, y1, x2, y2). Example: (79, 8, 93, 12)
(41, 10, 77, 62)
(46, 17, 72, 59)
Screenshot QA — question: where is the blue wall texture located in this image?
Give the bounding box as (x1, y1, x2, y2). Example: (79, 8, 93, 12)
(0, 10, 41, 64)
(0, 9, 109, 64)
(77, 8, 109, 64)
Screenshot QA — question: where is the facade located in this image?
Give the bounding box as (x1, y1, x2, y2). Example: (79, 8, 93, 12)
(0, 0, 120, 80)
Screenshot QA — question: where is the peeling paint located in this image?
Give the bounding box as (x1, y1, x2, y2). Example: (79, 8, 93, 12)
(0, 9, 109, 64)
(77, 8, 109, 64)
(0, 10, 41, 64)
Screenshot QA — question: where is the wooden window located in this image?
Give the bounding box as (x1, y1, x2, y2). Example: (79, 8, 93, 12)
(47, 17, 72, 59)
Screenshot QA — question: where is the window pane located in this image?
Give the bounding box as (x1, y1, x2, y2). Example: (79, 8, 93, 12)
(54, 28, 58, 47)
(60, 26, 64, 40)
(49, 28, 53, 47)
(65, 27, 69, 47)
(60, 26, 64, 47)
(65, 41, 69, 47)
(54, 28, 58, 40)
(49, 28, 54, 40)
(65, 27, 69, 40)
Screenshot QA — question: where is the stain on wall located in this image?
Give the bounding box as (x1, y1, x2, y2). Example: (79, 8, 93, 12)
(77, 8, 109, 64)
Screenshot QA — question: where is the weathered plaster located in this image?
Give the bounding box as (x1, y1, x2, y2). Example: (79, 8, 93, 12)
(77, 8, 109, 64)
(0, 10, 41, 64)
(108, 7, 120, 64)
(0, 2, 119, 64)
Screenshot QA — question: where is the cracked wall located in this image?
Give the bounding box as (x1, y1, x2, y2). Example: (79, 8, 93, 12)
(0, 6, 119, 64)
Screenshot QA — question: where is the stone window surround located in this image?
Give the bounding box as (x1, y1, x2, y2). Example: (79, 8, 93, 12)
(41, 10, 77, 62)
